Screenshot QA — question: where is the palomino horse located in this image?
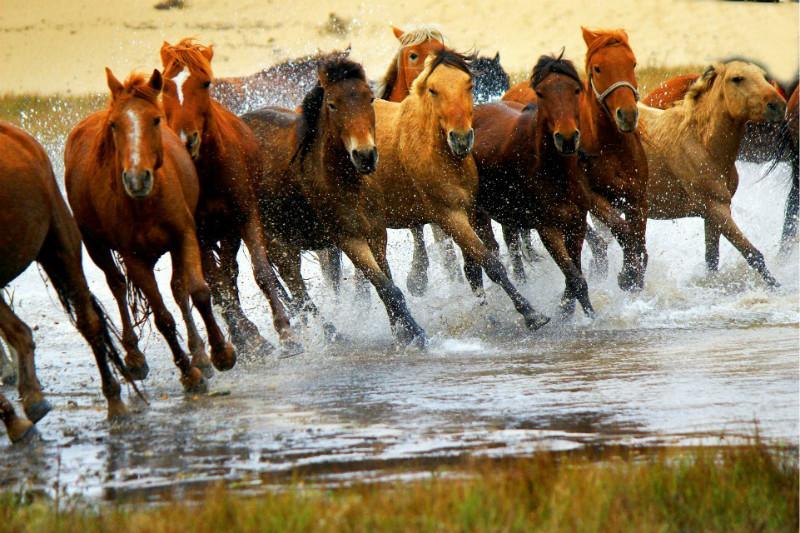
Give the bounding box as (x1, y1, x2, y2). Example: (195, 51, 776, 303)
(639, 61, 786, 286)
(373, 49, 550, 330)
(66, 69, 236, 392)
(1, 120, 135, 442)
(242, 55, 426, 345)
(467, 53, 623, 318)
(159, 39, 298, 357)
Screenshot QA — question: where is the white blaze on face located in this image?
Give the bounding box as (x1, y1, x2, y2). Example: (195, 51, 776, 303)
(173, 67, 191, 106)
(126, 109, 142, 168)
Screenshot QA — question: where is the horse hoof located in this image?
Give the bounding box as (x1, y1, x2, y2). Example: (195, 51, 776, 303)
(525, 312, 551, 331)
(24, 399, 52, 424)
(107, 398, 129, 420)
(617, 272, 643, 292)
(211, 343, 237, 372)
(1, 373, 17, 387)
(236, 334, 275, 360)
(190, 349, 214, 379)
(181, 367, 209, 394)
(125, 359, 150, 381)
(397, 324, 427, 349)
(278, 341, 305, 359)
(8, 418, 38, 444)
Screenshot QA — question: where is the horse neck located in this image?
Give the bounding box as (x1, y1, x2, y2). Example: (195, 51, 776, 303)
(387, 63, 410, 102)
(512, 110, 540, 170)
(317, 119, 360, 189)
(196, 101, 228, 164)
(402, 94, 449, 160)
(583, 93, 626, 150)
(691, 98, 746, 169)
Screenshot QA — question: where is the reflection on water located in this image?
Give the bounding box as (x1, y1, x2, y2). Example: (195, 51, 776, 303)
(0, 143, 797, 501)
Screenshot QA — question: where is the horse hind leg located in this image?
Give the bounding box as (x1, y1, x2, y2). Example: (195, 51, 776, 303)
(318, 247, 342, 295)
(0, 392, 35, 443)
(0, 335, 17, 386)
(0, 296, 50, 423)
(779, 166, 799, 256)
(585, 219, 609, 280)
(704, 216, 722, 272)
(407, 225, 430, 297)
(432, 223, 463, 283)
(37, 223, 129, 418)
(501, 224, 526, 282)
(170, 256, 213, 378)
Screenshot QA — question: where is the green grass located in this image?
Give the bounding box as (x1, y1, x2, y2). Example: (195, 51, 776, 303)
(0, 444, 796, 532)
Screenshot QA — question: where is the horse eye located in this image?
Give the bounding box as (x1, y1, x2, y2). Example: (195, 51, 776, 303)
(574, 88, 580, 95)
(410, 53, 418, 61)
(593, 66, 601, 74)
(153, 117, 161, 126)
(370, 97, 375, 104)
(535, 91, 544, 99)
(327, 102, 337, 111)
(203, 81, 211, 89)
(429, 88, 438, 96)
(732, 76, 744, 84)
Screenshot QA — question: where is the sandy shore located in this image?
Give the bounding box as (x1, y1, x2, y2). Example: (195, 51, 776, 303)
(0, 0, 797, 95)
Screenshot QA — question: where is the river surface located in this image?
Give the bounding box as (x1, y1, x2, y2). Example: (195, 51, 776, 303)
(0, 137, 797, 501)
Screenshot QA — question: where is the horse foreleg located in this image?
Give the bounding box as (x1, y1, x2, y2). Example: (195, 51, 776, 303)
(407, 225, 430, 296)
(0, 336, 17, 386)
(173, 232, 236, 371)
(0, 295, 49, 423)
(707, 203, 778, 287)
(584, 219, 609, 280)
(779, 169, 799, 256)
(340, 236, 426, 346)
(501, 225, 526, 282)
(318, 247, 342, 295)
(704, 216, 722, 272)
(123, 255, 206, 393)
(241, 216, 298, 351)
(84, 239, 148, 380)
(565, 218, 593, 318)
(438, 210, 549, 330)
(616, 204, 648, 292)
(432, 224, 463, 283)
(539, 225, 593, 319)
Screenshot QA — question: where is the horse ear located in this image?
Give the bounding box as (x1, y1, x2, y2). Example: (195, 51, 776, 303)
(148, 69, 163, 93)
(318, 65, 330, 89)
(701, 64, 718, 84)
(581, 27, 599, 47)
(160, 41, 172, 68)
(106, 67, 124, 99)
(391, 26, 405, 41)
(201, 44, 214, 62)
(494, 52, 501, 63)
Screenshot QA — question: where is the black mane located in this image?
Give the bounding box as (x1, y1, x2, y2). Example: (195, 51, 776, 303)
(531, 50, 582, 90)
(293, 53, 367, 165)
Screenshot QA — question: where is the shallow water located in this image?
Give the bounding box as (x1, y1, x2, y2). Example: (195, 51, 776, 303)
(0, 130, 797, 501)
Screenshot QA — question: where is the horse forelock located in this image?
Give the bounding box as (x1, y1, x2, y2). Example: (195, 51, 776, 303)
(161, 39, 214, 80)
(420, 48, 475, 86)
(531, 52, 582, 90)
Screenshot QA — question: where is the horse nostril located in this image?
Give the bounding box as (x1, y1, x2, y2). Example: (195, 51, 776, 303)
(554, 132, 564, 141)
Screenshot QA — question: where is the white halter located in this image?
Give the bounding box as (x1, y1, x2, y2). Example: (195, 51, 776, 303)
(589, 75, 640, 116)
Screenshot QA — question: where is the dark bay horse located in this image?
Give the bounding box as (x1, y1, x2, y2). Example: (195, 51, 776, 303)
(1, 120, 135, 442)
(160, 39, 299, 357)
(467, 54, 618, 318)
(373, 49, 550, 330)
(66, 69, 235, 392)
(242, 55, 426, 346)
(471, 52, 511, 104)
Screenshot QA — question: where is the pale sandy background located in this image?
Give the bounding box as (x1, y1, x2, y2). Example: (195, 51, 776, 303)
(0, 0, 797, 95)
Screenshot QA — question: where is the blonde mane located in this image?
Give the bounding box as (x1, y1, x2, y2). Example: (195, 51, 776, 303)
(375, 26, 445, 100)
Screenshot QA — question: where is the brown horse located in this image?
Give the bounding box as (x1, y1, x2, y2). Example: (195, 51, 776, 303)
(159, 39, 298, 357)
(66, 69, 236, 392)
(373, 49, 550, 330)
(467, 53, 614, 318)
(242, 54, 426, 345)
(1, 120, 135, 442)
(640, 61, 786, 286)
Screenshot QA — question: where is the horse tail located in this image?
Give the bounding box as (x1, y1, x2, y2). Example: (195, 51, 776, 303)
(762, 120, 793, 180)
(112, 252, 152, 332)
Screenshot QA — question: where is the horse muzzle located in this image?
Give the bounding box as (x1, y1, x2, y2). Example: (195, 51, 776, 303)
(448, 129, 475, 158)
(122, 169, 154, 199)
(553, 130, 581, 155)
(614, 107, 639, 133)
(764, 98, 786, 122)
(350, 147, 379, 174)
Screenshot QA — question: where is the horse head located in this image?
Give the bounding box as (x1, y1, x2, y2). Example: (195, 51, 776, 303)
(531, 52, 583, 155)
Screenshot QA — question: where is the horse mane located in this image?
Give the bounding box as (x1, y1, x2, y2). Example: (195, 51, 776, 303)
(679, 63, 726, 131)
(421, 48, 476, 85)
(94, 74, 161, 164)
(161, 38, 214, 78)
(531, 50, 582, 89)
(375, 25, 445, 100)
(584, 29, 632, 72)
(293, 53, 367, 165)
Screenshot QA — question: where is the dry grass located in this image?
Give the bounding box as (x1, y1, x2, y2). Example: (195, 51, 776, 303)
(0, 444, 797, 532)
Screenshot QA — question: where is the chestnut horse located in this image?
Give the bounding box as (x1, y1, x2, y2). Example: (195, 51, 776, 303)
(242, 55, 426, 346)
(467, 53, 618, 318)
(66, 69, 236, 392)
(159, 39, 298, 357)
(373, 49, 550, 330)
(640, 61, 786, 286)
(1, 120, 135, 442)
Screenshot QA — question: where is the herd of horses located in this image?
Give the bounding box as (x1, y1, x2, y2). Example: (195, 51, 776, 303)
(0, 25, 796, 443)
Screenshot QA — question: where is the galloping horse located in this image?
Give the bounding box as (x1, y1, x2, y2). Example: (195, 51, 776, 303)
(1, 120, 135, 442)
(159, 39, 298, 357)
(243, 55, 426, 346)
(373, 49, 550, 330)
(467, 53, 620, 318)
(639, 61, 786, 286)
(66, 69, 235, 392)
